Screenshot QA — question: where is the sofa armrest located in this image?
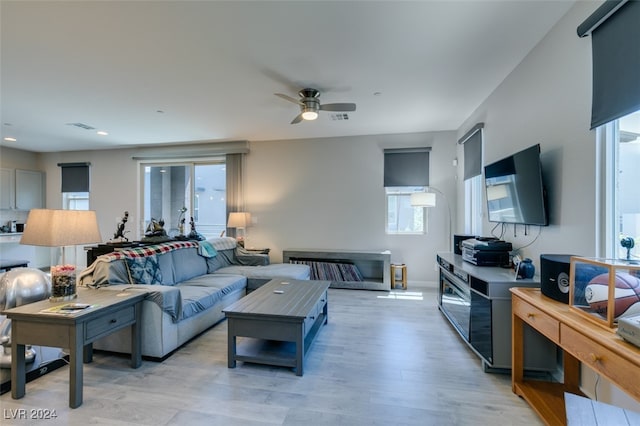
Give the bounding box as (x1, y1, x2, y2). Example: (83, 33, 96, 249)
(236, 247, 270, 266)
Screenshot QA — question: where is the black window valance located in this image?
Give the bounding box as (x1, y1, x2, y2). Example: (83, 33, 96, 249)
(578, 0, 640, 128)
(58, 162, 90, 192)
(383, 148, 430, 187)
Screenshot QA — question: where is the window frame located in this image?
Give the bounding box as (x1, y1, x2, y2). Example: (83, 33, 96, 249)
(385, 186, 427, 235)
(138, 157, 227, 240)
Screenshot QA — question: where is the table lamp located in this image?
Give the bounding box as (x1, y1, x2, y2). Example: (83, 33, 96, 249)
(20, 209, 102, 301)
(227, 212, 251, 246)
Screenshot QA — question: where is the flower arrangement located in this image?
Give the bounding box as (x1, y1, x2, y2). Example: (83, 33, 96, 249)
(51, 264, 77, 300)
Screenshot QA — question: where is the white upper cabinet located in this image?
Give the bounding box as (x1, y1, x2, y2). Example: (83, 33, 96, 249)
(1, 168, 45, 210)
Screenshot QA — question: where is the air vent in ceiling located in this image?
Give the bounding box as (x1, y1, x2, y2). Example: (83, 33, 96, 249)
(66, 122, 96, 130)
(330, 113, 349, 121)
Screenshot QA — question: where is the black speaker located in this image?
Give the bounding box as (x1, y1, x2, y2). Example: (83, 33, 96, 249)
(453, 234, 475, 255)
(540, 254, 574, 304)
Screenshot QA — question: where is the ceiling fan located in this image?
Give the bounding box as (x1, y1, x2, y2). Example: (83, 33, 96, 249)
(275, 88, 356, 124)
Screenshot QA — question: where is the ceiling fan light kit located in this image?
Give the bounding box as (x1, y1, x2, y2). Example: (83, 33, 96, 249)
(275, 88, 356, 124)
(301, 110, 318, 121)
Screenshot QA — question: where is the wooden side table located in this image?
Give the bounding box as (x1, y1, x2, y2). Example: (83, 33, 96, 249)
(390, 263, 407, 289)
(2, 287, 146, 408)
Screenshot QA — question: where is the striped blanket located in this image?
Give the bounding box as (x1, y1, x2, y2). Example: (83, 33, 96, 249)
(98, 241, 199, 261)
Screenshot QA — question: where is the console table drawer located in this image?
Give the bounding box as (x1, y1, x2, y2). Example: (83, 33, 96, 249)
(513, 296, 560, 343)
(561, 324, 640, 396)
(85, 306, 135, 341)
(304, 292, 327, 335)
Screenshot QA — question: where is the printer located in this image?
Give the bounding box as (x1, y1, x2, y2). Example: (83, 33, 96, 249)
(461, 238, 512, 266)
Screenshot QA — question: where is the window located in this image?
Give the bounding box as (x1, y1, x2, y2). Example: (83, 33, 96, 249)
(464, 176, 482, 235)
(383, 148, 430, 235)
(63, 192, 89, 210)
(142, 161, 226, 239)
(59, 162, 91, 210)
(460, 123, 484, 235)
(607, 110, 640, 259)
(386, 187, 426, 234)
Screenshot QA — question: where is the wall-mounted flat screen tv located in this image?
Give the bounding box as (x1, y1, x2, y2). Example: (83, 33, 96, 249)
(484, 143, 548, 226)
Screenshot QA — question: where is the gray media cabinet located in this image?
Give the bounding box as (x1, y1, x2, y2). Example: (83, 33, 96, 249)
(437, 252, 556, 372)
(283, 249, 391, 291)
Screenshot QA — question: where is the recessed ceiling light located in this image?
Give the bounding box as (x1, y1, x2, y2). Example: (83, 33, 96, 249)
(96, 131, 109, 136)
(3, 137, 17, 142)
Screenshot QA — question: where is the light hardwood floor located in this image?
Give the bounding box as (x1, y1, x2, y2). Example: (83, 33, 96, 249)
(0, 284, 543, 425)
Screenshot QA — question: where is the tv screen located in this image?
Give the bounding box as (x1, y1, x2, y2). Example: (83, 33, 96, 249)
(484, 144, 548, 226)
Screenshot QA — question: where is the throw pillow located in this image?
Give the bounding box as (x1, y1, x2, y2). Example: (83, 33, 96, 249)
(126, 255, 163, 284)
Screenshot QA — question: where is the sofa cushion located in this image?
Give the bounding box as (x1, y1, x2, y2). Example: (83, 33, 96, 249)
(177, 274, 246, 320)
(205, 248, 235, 273)
(126, 255, 163, 284)
(171, 247, 208, 283)
(216, 263, 310, 281)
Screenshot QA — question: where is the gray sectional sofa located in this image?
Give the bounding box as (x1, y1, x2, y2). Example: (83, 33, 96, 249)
(79, 237, 310, 360)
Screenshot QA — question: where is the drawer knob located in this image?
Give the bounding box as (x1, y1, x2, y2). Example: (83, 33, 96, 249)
(527, 313, 535, 319)
(110, 319, 117, 324)
(310, 316, 315, 320)
(590, 353, 600, 363)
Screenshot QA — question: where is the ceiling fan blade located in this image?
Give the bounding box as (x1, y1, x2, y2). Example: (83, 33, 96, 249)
(319, 103, 356, 112)
(290, 113, 304, 124)
(275, 93, 303, 105)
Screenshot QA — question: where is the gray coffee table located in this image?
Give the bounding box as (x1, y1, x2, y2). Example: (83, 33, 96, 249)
(224, 278, 329, 376)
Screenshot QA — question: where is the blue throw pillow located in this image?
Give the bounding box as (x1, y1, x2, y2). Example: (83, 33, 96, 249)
(126, 255, 163, 284)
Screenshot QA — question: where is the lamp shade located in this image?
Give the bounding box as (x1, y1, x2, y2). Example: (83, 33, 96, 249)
(20, 209, 102, 247)
(410, 192, 437, 207)
(227, 212, 251, 228)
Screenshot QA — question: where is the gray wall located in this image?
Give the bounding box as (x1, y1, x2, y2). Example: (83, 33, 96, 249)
(456, 1, 638, 410)
(245, 131, 457, 282)
(456, 1, 597, 266)
(15, 132, 458, 282)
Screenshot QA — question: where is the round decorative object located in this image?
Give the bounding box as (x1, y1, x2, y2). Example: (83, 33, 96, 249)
(0, 267, 51, 309)
(0, 267, 51, 367)
(585, 272, 640, 319)
(518, 258, 535, 279)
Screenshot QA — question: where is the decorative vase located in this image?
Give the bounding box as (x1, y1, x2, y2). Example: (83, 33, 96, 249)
(518, 258, 536, 279)
(50, 264, 77, 301)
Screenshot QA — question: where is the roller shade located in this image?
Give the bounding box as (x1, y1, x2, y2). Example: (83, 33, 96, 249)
(383, 148, 430, 187)
(577, 0, 640, 128)
(58, 162, 90, 192)
(459, 123, 484, 180)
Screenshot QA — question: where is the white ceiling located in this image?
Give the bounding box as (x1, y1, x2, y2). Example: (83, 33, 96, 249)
(0, 1, 575, 153)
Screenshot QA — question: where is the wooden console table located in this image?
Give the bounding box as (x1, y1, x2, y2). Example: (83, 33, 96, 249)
(2, 288, 146, 408)
(511, 287, 640, 425)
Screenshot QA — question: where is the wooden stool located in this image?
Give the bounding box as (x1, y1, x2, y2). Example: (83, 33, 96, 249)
(390, 263, 407, 290)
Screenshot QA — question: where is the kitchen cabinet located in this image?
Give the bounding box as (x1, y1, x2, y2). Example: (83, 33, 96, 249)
(0, 168, 14, 209)
(0, 169, 45, 210)
(15, 169, 44, 210)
